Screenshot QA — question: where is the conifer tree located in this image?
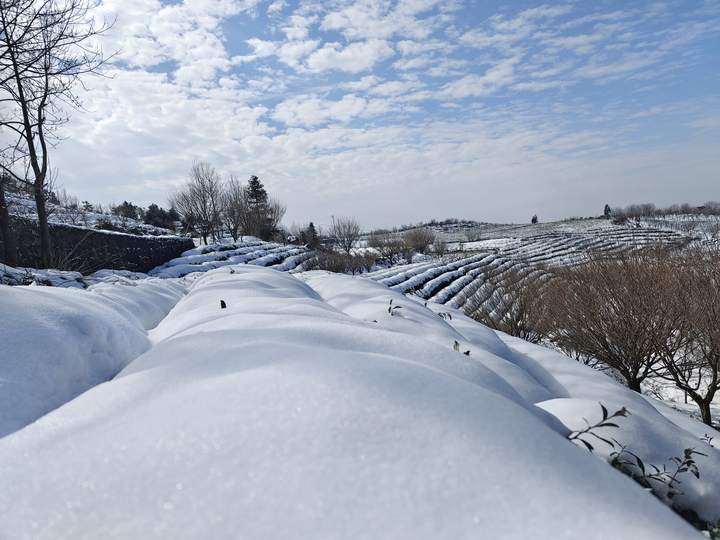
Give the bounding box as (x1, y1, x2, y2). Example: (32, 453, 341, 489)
(305, 222, 319, 249)
(247, 176, 268, 207)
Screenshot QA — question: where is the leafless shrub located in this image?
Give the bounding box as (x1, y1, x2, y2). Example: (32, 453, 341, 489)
(305, 251, 375, 275)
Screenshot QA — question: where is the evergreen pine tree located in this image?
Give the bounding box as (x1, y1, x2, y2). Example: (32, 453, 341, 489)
(305, 222, 319, 248)
(247, 175, 268, 206)
(246, 175, 271, 238)
(604, 204, 612, 218)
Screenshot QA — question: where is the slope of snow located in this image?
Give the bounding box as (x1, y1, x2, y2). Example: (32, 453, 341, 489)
(0, 266, 710, 539)
(0, 278, 186, 437)
(88, 277, 186, 330)
(501, 335, 720, 521)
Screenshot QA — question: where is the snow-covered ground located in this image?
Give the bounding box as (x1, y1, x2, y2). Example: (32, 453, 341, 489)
(0, 265, 718, 538)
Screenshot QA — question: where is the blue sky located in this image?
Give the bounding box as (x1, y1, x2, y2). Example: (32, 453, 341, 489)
(56, 0, 720, 228)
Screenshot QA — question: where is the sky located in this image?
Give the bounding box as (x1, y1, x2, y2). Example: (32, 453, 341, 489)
(53, 0, 720, 229)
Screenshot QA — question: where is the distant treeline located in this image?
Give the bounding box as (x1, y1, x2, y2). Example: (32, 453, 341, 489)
(611, 201, 720, 220)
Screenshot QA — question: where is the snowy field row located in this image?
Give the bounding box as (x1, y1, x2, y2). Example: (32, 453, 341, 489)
(1, 265, 718, 538)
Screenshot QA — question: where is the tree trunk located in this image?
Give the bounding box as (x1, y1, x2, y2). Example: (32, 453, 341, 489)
(627, 378, 642, 393)
(33, 183, 51, 267)
(0, 182, 18, 267)
(699, 401, 713, 426)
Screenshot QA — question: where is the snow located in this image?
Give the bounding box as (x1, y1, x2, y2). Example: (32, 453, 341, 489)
(0, 263, 88, 288)
(0, 278, 186, 437)
(645, 396, 719, 447)
(0, 266, 713, 538)
(149, 239, 309, 278)
(88, 277, 186, 330)
(501, 334, 720, 522)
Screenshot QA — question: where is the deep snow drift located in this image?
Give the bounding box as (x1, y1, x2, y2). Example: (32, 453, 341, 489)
(0, 266, 718, 539)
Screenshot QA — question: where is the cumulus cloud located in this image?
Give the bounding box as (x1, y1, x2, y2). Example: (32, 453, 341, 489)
(98, 0, 262, 84)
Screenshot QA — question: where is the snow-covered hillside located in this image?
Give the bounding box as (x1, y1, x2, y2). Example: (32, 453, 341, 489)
(366, 222, 694, 311)
(6, 193, 175, 236)
(0, 266, 718, 538)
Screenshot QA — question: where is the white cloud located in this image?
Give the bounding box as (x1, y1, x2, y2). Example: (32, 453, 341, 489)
(512, 80, 568, 92)
(277, 40, 321, 67)
(440, 57, 518, 98)
(319, 0, 444, 40)
(339, 75, 380, 91)
(97, 0, 263, 85)
(370, 79, 421, 96)
(267, 0, 285, 15)
(281, 14, 317, 40)
(393, 54, 434, 71)
(575, 52, 662, 80)
(272, 94, 370, 126)
(305, 40, 394, 73)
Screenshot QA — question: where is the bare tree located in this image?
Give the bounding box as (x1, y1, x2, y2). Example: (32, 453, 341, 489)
(657, 250, 720, 425)
(56, 187, 83, 224)
(432, 236, 448, 258)
(543, 252, 679, 392)
(464, 267, 551, 344)
(264, 197, 286, 241)
(0, 0, 109, 266)
(367, 230, 404, 263)
(0, 172, 17, 266)
(171, 162, 223, 245)
(402, 227, 435, 255)
(329, 216, 360, 255)
(221, 175, 250, 242)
